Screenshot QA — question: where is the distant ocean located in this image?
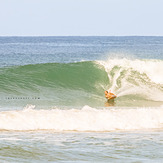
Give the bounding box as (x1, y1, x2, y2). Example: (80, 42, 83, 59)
(0, 36, 163, 162)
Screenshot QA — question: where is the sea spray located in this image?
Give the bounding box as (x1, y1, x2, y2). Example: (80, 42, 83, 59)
(97, 59, 163, 101)
(97, 58, 163, 84)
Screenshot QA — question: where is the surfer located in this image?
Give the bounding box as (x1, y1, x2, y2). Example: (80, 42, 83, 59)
(104, 90, 116, 107)
(105, 90, 117, 100)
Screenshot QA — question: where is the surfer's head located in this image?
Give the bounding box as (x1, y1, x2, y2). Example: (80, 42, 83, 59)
(105, 91, 108, 94)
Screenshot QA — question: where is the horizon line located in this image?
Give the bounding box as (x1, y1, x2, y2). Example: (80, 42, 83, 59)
(0, 35, 163, 37)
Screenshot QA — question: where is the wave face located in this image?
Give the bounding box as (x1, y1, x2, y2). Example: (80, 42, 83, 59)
(0, 105, 163, 131)
(0, 61, 108, 106)
(0, 59, 163, 107)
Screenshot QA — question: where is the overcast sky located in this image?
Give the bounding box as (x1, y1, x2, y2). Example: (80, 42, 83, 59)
(0, 0, 163, 36)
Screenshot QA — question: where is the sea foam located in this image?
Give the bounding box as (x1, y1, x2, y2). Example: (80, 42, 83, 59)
(0, 105, 163, 131)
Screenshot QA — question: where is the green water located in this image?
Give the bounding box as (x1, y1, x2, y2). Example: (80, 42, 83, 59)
(0, 36, 163, 162)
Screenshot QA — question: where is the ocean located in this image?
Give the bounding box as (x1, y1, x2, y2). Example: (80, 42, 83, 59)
(0, 36, 163, 162)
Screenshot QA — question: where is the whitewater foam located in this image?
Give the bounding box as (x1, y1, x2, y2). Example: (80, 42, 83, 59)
(97, 59, 163, 101)
(98, 58, 163, 84)
(0, 105, 163, 131)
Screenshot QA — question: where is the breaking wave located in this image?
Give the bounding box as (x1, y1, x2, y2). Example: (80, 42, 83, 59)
(0, 59, 163, 106)
(0, 105, 163, 131)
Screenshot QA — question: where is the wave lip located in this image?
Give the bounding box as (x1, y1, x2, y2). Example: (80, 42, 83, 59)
(0, 105, 163, 131)
(97, 58, 163, 84)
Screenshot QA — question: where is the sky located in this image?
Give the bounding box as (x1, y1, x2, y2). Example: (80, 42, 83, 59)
(0, 0, 163, 36)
